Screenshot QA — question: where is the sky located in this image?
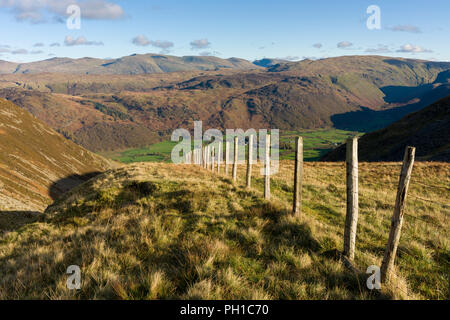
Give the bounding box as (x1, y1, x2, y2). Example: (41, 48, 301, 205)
(0, 0, 449, 63)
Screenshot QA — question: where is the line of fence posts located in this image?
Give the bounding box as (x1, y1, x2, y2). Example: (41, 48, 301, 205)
(192, 133, 300, 213)
(186, 134, 416, 284)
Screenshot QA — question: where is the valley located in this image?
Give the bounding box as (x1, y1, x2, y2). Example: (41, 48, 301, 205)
(0, 55, 448, 154)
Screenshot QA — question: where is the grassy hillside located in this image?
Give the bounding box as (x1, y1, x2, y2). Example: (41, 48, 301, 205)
(0, 99, 112, 212)
(0, 161, 447, 299)
(322, 95, 450, 162)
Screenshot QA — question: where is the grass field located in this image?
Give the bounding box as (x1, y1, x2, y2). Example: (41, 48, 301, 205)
(100, 129, 362, 164)
(1, 161, 448, 299)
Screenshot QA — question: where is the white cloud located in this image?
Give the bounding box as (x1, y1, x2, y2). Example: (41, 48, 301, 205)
(0, 0, 125, 23)
(64, 35, 103, 46)
(11, 48, 28, 54)
(313, 43, 323, 49)
(190, 39, 211, 50)
(388, 25, 422, 33)
(132, 35, 174, 53)
(337, 41, 353, 49)
(365, 44, 392, 53)
(33, 42, 44, 47)
(50, 42, 60, 47)
(151, 40, 174, 50)
(132, 35, 151, 46)
(30, 50, 43, 54)
(397, 44, 432, 53)
(277, 56, 300, 61)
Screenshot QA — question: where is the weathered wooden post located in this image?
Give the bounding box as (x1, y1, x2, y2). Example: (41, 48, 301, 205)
(381, 146, 416, 283)
(344, 137, 359, 261)
(203, 147, 206, 169)
(246, 135, 254, 188)
(264, 134, 271, 200)
(211, 146, 215, 172)
(206, 146, 210, 169)
(293, 137, 303, 216)
(217, 142, 222, 174)
(225, 141, 230, 175)
(233, 137, 238, 182)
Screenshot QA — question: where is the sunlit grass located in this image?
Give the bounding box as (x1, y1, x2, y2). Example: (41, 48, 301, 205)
(0, 161, 447, 300)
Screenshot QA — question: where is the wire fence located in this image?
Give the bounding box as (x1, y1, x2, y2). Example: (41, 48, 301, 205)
(184, 137, 449, 299)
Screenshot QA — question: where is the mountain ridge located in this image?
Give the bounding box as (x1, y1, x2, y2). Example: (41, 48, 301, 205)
(0, 55, 448, 153)
(1, 54, 261, 75)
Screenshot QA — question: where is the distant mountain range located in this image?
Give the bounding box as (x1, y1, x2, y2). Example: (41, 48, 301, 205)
(0, 99, 112, 211)
(0, 54, 260, 75)
(0, 55, 449, 154)
(322, 95, 450, 161)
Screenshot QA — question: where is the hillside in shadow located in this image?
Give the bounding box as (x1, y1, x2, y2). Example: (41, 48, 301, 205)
(331, 82, 450, 132)
(324, 95, 450, 162)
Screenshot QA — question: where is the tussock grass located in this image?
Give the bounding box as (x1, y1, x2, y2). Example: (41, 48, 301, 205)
(0, 161, 448, 300)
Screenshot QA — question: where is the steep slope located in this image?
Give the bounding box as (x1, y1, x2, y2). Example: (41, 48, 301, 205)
(322, 96, 450, 161)
(0, 88, 162, 152)
(0, 99, 112, 211)
(6, 54, 260, 75)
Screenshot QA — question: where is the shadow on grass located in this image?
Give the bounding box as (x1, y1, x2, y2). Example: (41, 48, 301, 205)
(49, 172, 103, 201)
(0, 211, 41, 233)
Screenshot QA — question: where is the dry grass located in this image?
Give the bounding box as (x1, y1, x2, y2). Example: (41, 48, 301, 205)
(0, 161, 448, 300)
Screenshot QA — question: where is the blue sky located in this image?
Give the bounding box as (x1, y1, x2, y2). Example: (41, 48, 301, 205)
(0, 0, 449, 63)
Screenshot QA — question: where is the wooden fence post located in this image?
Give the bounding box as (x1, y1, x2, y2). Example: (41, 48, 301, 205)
(264, 134, 271, 200)
(225, 141, 230, 175)
(217, 142, 222, 174)
(246, 135, 254, 188)
(203, 147, 206, 169)
(381, 146, 416, 283)
(293, 137, 303, 216)
(344, 137, 359, 261)
(233, 137, 238, 182)
(211, 146, 215, 172)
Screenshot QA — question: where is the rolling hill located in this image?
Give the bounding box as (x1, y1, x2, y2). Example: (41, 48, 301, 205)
(0, 60, 18, 74)
(1, 54, 260, 75)
(0, 99, 112, 212)
(322, 95, 450, 161)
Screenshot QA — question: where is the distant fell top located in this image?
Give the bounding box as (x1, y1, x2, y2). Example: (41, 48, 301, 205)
(1, 54, 262, 75)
